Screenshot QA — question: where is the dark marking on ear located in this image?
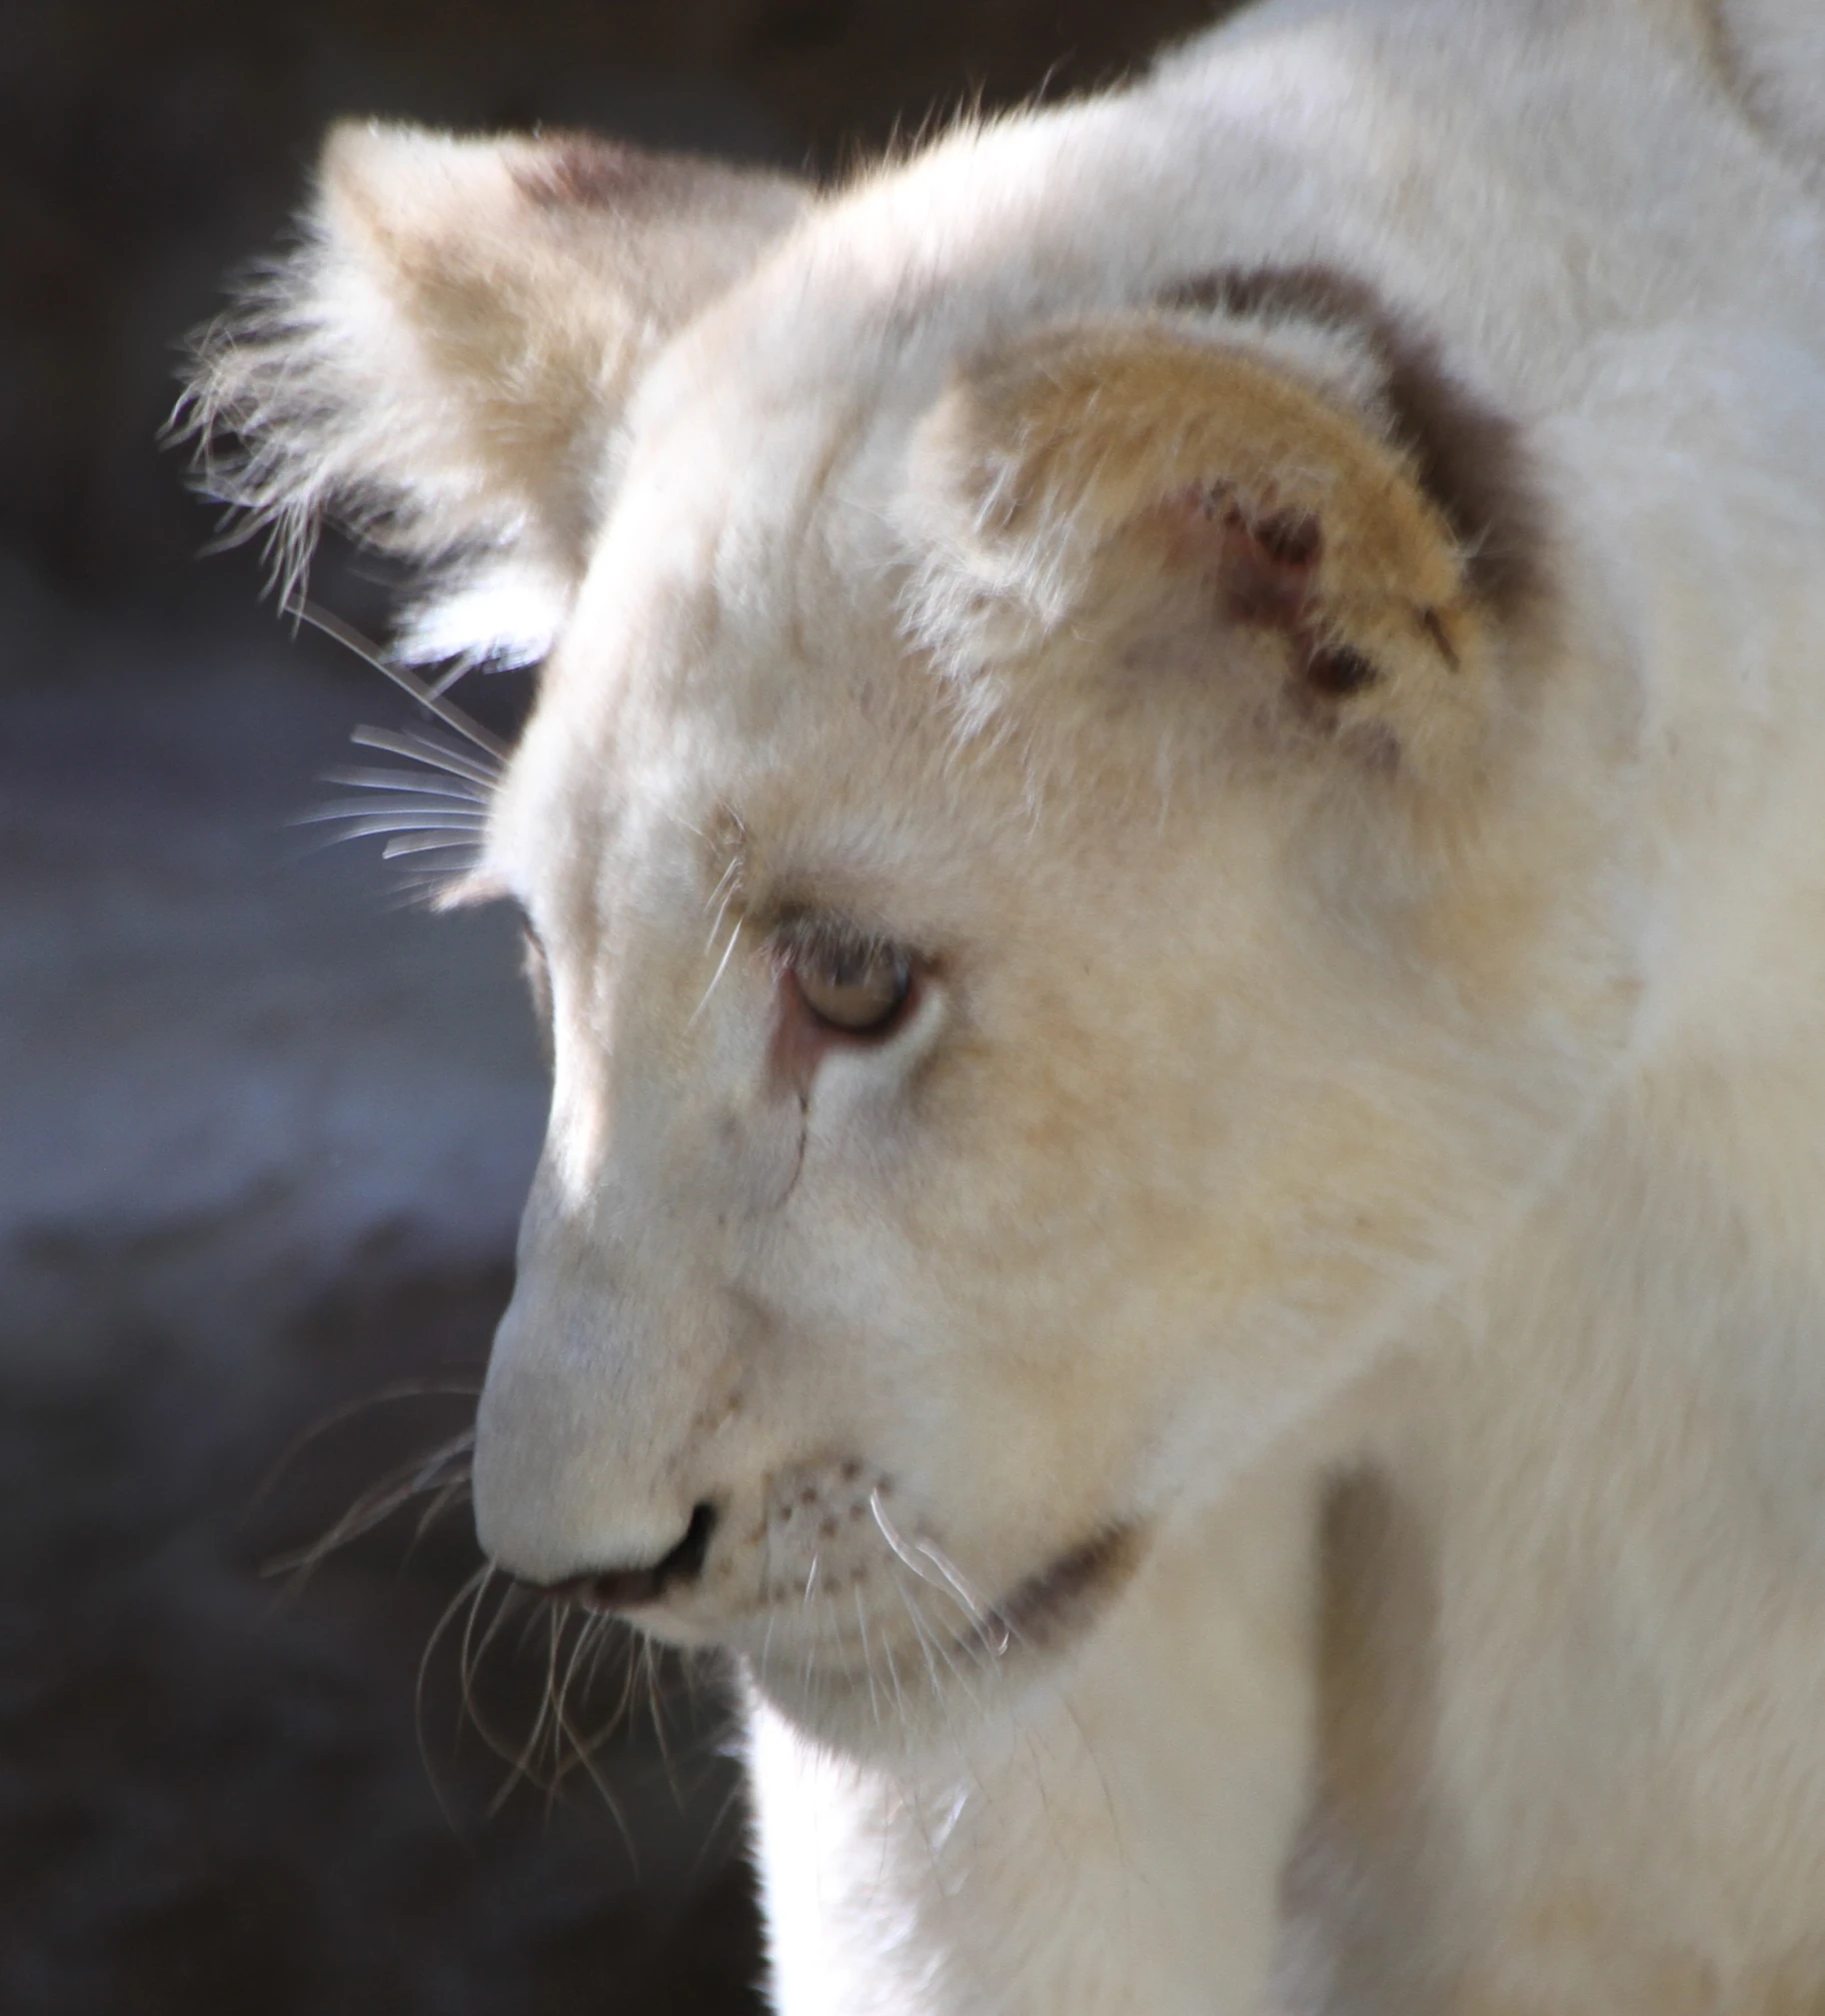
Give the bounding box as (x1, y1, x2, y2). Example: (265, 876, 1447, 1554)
(1249, 506, 1321, 570)
(1193, 490, 1385, 706)
(1161, 264, 1544, 623)
(1210, 495, 1322, 628)
(514, 134, 707, 212)
(1419, 607, 1459, 671)
(1303, 645, 1379, 698)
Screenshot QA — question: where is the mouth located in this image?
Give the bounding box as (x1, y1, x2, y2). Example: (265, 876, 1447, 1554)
(746, 1519, 1145, 1735)
(519, 1504, 1143, 1736)
(982, 1524, 1140, 1656)
(544, 1501, 720, 1614)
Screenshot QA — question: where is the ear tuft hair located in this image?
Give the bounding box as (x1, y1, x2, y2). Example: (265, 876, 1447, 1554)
(176, 122, 810, 668)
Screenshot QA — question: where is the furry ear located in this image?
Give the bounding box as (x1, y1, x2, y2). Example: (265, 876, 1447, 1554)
(181, 123, 811, 665)
(902, 273, 1543, 784)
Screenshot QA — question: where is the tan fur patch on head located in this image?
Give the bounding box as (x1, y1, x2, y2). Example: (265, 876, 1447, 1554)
(903, 310, 1524, 785)
(917, 319, 1461, 615)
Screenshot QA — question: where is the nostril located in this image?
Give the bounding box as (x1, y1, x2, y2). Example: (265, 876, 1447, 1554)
(542, 1501, 719, 1614)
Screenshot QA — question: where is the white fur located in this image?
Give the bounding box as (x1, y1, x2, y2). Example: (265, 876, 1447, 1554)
(191, 2, 1825, 2009)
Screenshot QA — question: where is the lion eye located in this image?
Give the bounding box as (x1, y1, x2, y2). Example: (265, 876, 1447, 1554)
(789, 932, 912, 1035)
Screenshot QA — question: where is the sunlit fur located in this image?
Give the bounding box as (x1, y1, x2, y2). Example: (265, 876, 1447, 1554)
(190, 1, 1825, 2010)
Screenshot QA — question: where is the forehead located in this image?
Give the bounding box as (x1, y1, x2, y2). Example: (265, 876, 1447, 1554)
(486, 359, 974, 912)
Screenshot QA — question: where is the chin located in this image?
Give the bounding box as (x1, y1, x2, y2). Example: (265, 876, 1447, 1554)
(741, 1523, 1143, 1753)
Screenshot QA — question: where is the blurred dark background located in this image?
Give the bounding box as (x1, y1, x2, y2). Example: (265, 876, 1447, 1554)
(1, 2, 1222, 2010)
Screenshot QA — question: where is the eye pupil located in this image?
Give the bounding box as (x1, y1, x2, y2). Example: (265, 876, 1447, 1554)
(793, 938, 912, 1034)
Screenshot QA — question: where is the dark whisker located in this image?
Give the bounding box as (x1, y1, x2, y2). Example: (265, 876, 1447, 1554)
(411, 1477, 476, 1548)
(249, 1377, 484, 1512)
(415, 1563, 492, 1836)
(486, 1613, 565, 1817)
(263, 1429, 477, 1583)
(458, 1576, 545, 1775)
(553, 1727, 644, 1869)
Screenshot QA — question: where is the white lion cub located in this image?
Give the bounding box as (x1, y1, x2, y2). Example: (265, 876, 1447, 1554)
(189, 0, 1825, 2008)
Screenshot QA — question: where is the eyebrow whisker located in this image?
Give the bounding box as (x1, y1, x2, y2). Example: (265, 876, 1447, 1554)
(688, 914, 746, 1029)
(287, 595, 511, 764)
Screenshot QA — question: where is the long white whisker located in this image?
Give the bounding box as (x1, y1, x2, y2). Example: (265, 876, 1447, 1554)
(303, 811, 491, 841)
(875, 1597, 911, 1738)
(320, 765, 492, 803)
(854, 1585, 884, 1731)
(688, 914, 745, 1029)
(870, 1489, 1008, 1655)
(300, 798, 490, 826)
(914, 1546, 1009, 1656)
(380, 833, 487, 861)
(759, 1604, 779, 1696)
(427, 658, 477, 699)
(349, 724, 502, 790)
(888, 1563, 945, 1698)
(800, 1555, 824, 1707)
(899, 1565, 987, 1716)
(287, 596, 511, 763)
(704, 852, 744, 955)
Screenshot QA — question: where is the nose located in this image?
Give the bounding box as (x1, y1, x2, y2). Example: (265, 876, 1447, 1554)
(475, 1156, 744, 1592)
(536, 1500, 719, 1611)
(471, 1351, 712, 1586)
(472, 1271, 728, 1587)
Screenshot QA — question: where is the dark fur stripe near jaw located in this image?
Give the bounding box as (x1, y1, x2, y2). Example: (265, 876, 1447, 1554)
(989, 1524, 1141, 1653)
(1161, 264, 1546, 624)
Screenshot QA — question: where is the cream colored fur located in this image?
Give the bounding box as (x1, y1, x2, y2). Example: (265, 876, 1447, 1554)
(188, 2, 1825, 2009)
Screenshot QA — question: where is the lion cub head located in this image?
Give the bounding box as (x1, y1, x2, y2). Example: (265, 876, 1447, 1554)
(190, 121, 1636, 1749)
